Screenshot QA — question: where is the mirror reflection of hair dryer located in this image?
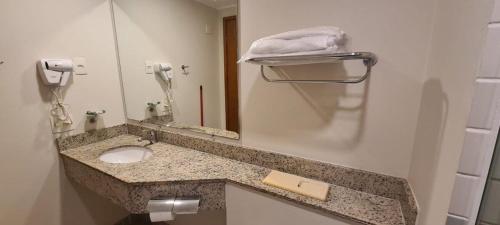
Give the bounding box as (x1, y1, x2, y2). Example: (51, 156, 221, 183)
(153, 63, 175, 116)
(154, 63, 173, 83)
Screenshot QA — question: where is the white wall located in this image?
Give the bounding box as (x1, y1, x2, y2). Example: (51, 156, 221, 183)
(239, 0, 435, 178)
(226, 184, 361, 225)
(0, 0, 128, 224)
(114, 0, 223, 128)
(407, 0, 493, 224)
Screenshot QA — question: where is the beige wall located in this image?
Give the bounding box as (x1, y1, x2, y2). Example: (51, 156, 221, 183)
(114, 0, 223, 129)
(0, 0, 493, 225)
(408, 0, 493, 224)
(226, 183, 361, 225)
(238, 1, 493, 224)
(0, 0, 128, 224)
(239, 0, 435, 178)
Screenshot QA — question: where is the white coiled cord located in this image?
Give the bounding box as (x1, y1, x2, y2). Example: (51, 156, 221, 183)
(163, 79, 175, 115)
(50, 87, 73, 126)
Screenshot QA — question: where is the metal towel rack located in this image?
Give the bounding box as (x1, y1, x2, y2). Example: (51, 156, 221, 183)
(247, 52, 377, 84)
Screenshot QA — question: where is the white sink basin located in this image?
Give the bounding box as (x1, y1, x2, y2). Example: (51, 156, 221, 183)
(99, 146, 153, 164)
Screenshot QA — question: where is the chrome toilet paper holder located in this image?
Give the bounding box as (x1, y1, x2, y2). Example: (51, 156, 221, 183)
(147, 196, 200, 222)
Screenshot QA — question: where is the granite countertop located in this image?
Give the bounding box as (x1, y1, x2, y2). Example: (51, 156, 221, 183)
(60, 134, 405, 225)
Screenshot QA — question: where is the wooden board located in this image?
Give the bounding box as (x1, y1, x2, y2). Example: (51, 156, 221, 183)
(262, 170, 330, 201)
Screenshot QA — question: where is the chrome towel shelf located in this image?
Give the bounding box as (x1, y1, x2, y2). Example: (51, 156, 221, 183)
(247, 52, 377, 84)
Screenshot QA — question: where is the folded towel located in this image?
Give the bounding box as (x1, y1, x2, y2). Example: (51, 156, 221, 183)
(240, 26, 346, 63)
(263, 26, 345, 40)
(251, 36, 336, 55)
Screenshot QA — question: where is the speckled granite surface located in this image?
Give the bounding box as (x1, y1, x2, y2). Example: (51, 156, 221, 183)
(61, 135, 405, 225)
(58, 123, 417, 224)
(62, 136, 225, 213)
(130, 119, 240, 140)
(183, 125, 239, 140)
(127, 123, 417, 225)
(56, 124, 127, 151)
(141, 114, 174, 125)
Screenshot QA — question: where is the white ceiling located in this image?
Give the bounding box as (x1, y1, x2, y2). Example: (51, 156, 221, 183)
(195, 0, 237, 10)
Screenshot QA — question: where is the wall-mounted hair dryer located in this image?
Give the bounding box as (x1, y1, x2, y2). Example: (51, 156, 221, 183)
(154, 63, 173, 82)
(37, 59, 74, 86)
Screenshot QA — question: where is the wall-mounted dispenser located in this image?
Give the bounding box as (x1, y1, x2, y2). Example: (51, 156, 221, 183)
(86, 110, 106, 123)
(37, 59, 73, 86)
(147, 101, 161, 112)
(154, 63, 173, 82)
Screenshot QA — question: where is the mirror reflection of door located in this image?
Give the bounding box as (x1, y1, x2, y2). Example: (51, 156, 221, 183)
(223, 16, 239, 133)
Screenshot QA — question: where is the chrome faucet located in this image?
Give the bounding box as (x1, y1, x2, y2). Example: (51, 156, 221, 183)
(139, 130, 158, 146)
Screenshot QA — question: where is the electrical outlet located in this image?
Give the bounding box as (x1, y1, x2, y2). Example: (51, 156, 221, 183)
(145, 61, 153, 74)
(73, 57, 87, 75)
(205, 24, 213, 34)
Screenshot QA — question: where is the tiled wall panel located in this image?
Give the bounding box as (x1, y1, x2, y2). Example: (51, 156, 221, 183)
(447, 8, 500, 225)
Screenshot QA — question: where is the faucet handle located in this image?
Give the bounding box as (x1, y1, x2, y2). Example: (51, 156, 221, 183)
(137, 136, 153, 146)
(149, 130, 158, 142)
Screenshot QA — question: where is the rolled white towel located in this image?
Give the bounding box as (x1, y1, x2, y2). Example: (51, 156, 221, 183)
(240, 26, 346, 63)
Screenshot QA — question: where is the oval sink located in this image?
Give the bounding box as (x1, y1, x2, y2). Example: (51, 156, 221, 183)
(99, 146, 153, 164)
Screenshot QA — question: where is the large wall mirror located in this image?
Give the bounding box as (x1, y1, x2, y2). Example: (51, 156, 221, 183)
(112, 0, 239, 139)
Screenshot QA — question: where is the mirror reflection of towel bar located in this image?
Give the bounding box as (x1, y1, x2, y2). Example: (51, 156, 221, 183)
(248, 52, 377, 84)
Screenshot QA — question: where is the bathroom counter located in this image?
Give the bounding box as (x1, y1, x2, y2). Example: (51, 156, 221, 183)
(61, 134, 405, 225)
